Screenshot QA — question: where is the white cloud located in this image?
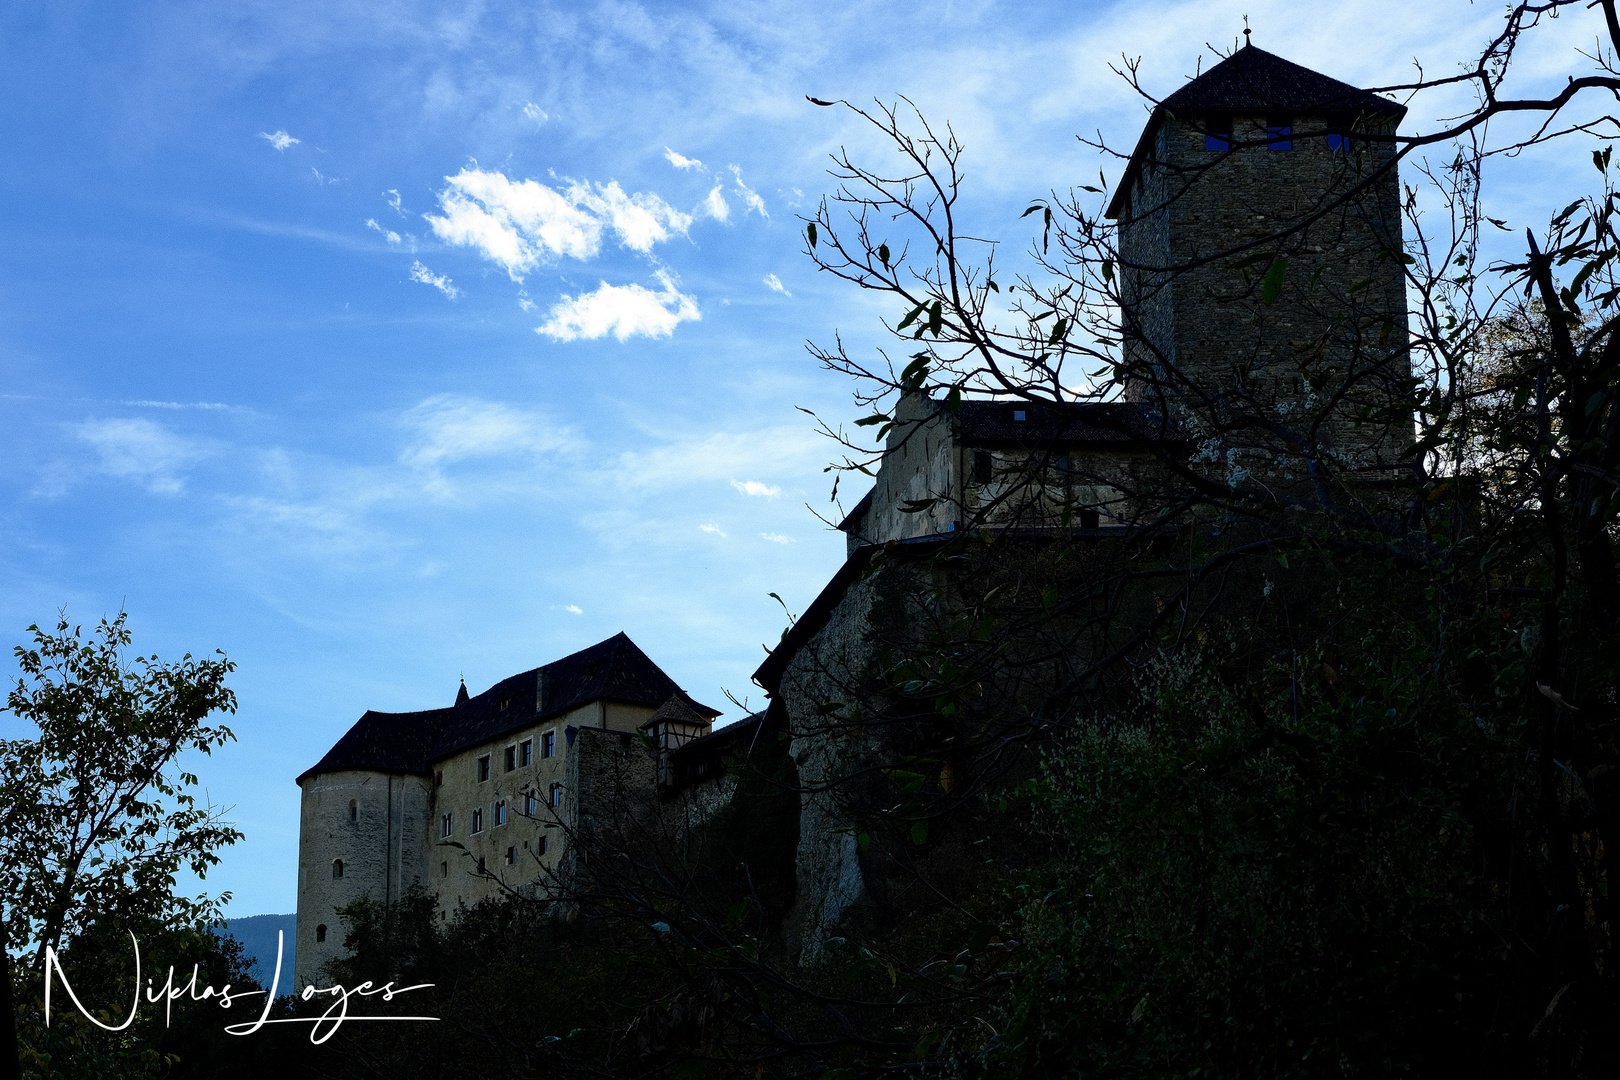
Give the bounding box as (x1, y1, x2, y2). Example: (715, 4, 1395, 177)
(400, 396, 578, 495)
(75, 418, 203, 495)
(537, 271, 699, 342)
(763, 273, 789, 295)
(703, 184, 729, 222)
(384, 189, 404, 216)
(522, 102, 549, 125)
(664, 147, 703, 170)
(409, 260, 459, 299)
(366, 218, 403, 244)
(565, 604, 583, 614)
(311, 167, 341, 185)
(700, 523, 728, 537)
(730, 165, 767, 217)
(761, 532, 795, 544)
(425, 167, 692, 281)
(731, 479, 780, 498)
(259, 130, 299, 151)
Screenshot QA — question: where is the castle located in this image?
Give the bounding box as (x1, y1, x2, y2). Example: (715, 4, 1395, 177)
(296, 42, 1412, 977)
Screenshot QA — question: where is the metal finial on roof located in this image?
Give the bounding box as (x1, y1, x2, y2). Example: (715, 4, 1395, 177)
(1242, 18, 1251, 47)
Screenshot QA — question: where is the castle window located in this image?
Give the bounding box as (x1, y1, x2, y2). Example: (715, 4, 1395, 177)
(315, 924, 326, 943)
(1013, 410, 1026, 422)
(1326, 132, 1352, 152)
(525, 793, 537, 816)
(504, 745, 516, 772)
(477, 856, 486, 873)
(348, 800, 357, 823)
(477, 755, 490, 782)
(498, 694, 513, 711)
(441, 861, 448, 878)
(520, 739, 533, 766)
(332, 859, 343, 879)
(538, 835, 549, 855)
(472, 807, 484, 833)
(495, 800, 507, 826)
(973, 450, 992, 485)
(1204, 114, 1231, 151)
(542, 731, 556, 758)
(505, 845, 517, 866)
(549, 782, 563, 808)
(440, 812, 452, 837)
(1267, 119, 1292, 151)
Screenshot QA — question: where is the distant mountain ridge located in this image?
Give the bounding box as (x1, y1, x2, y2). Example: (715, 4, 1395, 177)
(214, 913, 297, 993)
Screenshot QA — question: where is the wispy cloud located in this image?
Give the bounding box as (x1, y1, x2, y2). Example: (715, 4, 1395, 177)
(761, 532, 795, 544)
(537, 271, 699, 342)
(763, 273, 789, 295)
(75, 418, 204, 495)
(366, 218, 403, 244)
(259, 130, 299, 151)
(401, 395, 577, 473)
(732, 479, 780, 498)
(425, 167, 693, 281)
(522, 102, 549, 125)
(122, 399, 231, 411)
(730, 165, 767, 217)
(409, 260, 458, 299)
(565, 604, 583, 614)
(703, 185, 729, 222)
(664, 147, 703, 170)
(384, 189, 404, 216)
(311, 167, 341, 185)
(700, 522, 728, 537)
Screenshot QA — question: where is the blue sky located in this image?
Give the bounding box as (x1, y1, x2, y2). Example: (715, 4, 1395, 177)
(0, 0, 1602, 917)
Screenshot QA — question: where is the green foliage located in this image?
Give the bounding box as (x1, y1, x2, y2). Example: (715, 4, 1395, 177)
(0, 613, 241, 972)
(988, 568, 1522, 1077)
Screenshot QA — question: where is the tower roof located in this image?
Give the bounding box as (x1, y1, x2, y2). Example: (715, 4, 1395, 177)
(1106, 44, 1406, 219)
(1160, 44, 1405, 117)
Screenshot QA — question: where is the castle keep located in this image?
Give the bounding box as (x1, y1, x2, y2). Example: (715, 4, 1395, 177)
(295, 44, 1412, 975)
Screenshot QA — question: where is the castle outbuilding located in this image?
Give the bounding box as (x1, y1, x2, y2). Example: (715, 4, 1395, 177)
(293, 633, 719, 987)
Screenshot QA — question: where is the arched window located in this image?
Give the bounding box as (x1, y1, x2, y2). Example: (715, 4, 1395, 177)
(315, 924, 327, 943)
(332, 859, 344, 879)
(348, 800, 358, 823)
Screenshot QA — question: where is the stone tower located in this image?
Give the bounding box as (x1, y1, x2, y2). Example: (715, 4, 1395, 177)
(1107, 43, 1411, 473)
(293, 708, 442, 988)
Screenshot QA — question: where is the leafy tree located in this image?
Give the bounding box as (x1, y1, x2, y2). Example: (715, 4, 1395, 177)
(0, 612, 242, 970)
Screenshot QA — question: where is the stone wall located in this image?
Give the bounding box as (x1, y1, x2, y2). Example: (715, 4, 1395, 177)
(294, 769, 431, 988)
(428, 699, 657, 914)
(1121, 110, 1411, 475)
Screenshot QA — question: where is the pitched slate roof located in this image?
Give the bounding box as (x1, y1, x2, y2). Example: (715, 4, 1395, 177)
(297, 632, 719, 784)
(295, 707, 449, 783)
(956, 399, 1172, 446)
(1160, 44, 1405, 117)
(639, 692, 713, 731)
(1107, 44, 1407, 219)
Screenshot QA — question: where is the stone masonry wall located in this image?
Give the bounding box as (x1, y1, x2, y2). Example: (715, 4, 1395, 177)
(429, 699, 657, 915)
(1123, 110, 1411, 476)
(294, 769, 431, 988)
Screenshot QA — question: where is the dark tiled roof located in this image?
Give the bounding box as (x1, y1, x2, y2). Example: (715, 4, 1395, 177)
(640, 693, 713, 731)
(297, 633, 719, 783)
(1161, 45, 1404, 117)
(295, 707, 449, 784)
(956, 400, 1171, 446)
(1107, 45, 1406, 219)
(429, 632, 719, 759)
(837, 488, 874, 533)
